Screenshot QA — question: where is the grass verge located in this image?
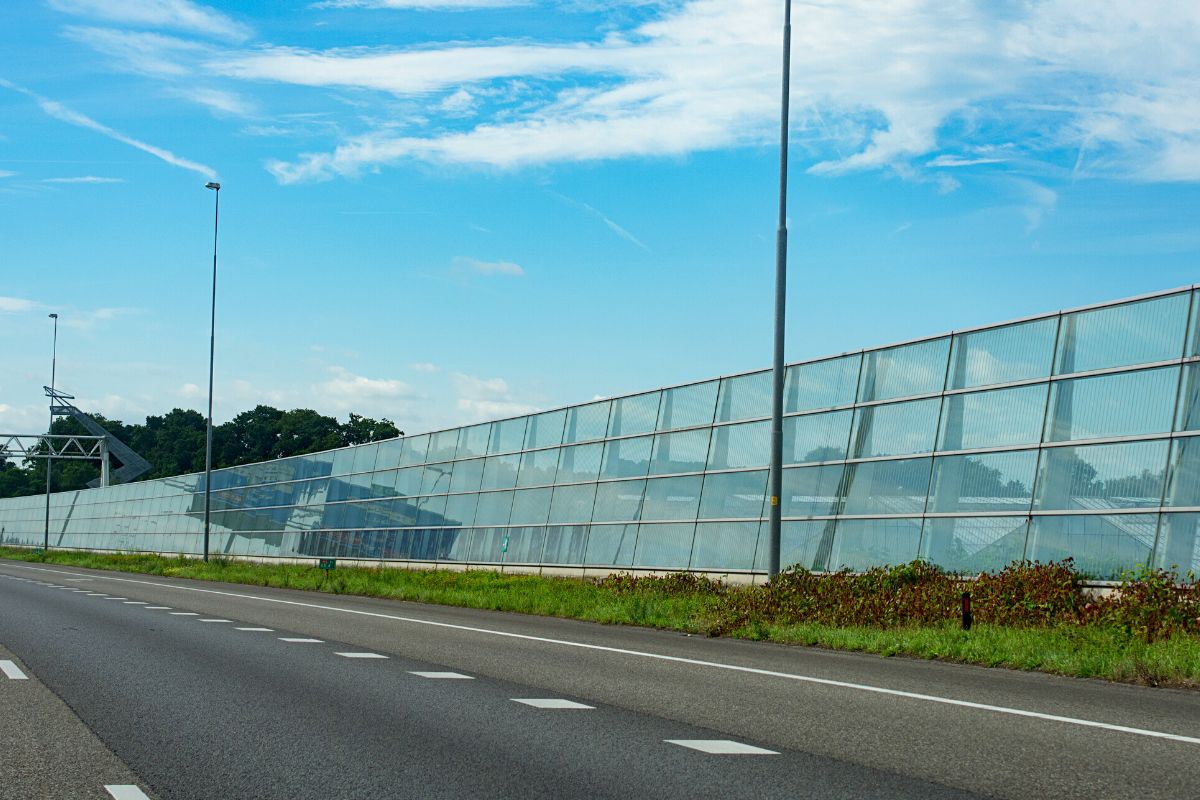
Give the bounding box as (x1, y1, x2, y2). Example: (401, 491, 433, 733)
(3, 546, 1197, 688)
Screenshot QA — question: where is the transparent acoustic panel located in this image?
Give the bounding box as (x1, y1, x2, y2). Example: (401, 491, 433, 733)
(947, 317, 1057, 390)
(556, 443, 603, 484)
(1165, 437, 1200, 507)
(443, 493, 478, 527)
(608, 391, 661, 437)
(427, 429, 460, 463)
(1033, 440, 1168, 511)
(632, 522, 696, 569)
(517, 447, 560, 488)
(469, 527, 506, 563)
(480, 453, 521, 491)
(937, 384, 1047, 452)
(754, 520, 832, 572)
(600, 436, 652, 479)
(504, 526, 548, 563)
(783, 409, 851, 465)
(1154, 513, 1200, 575)
(1177, 364, 1200, 432)
(640, 476, 702, 521)
(416, 494, 448, 527)
(351, 443, 379, 474)
(841, 458, 932, 516)
(1045, 366, 1178, 442)
(657, 381, 718, 431)
(785, 354, 860, 412)
(926, 450, 1038, 514)
(543, 524, 590, 564)
(649, 429, 711, 476)
(858, 338, 949, 403)
(582, 524, 635, 567)
(562, 400, 610, 444)
(392, 466, 424, 498)
(548, 483, 597, 524)
(524, 409, 566, 450)
(847, 398, 940, 458)
(1054, 292, 1190, 375)
(591, 480, 646, 522)
(474, 491, 515, 526)
(488, 417, 527, 455)
(456, 423, 492, 459)
(827, 518, 923, 571)
(715, 370, 770, 423)
(707, 421, 770, 470)
(508, 488, 553, 526)
(918, 517, 1029, 574)
(398, 434, 429, 466)
(1026, 514, 1157, 579)
(691, 521, 759, 570)
(374, 438, 406, 471)
(697, 470, 767, 519)
(448, 459, 485, 494)
(780, 464, 844, 517)
(331, 447, 355, 476)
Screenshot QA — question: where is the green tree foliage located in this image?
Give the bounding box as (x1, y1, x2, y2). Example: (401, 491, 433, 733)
(0, 406, 403, 498)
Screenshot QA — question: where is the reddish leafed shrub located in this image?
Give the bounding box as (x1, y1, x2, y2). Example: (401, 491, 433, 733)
(1095, 567, 1200, 642)
(971, 559, 1094, 627)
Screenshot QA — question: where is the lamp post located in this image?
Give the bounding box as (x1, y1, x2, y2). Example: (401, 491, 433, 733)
(203, 180, 221, 562)
(767, 0, 793, 579)
(45, 312, 59, 551)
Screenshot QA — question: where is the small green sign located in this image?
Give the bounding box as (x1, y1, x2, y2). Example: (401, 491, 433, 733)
(318, 558, 336, 571)
(501, 536, 509, 553)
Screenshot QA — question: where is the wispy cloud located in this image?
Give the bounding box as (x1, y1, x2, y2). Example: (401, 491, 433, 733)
(548, 190, 650, 252)
(409, 362, 440, 373)
(454, 256, 525, 276)
(0, 170, 15, 178)
(42, 175, 126, 183)
(927, 155, 1005, 168)
(0, 296, 39, 313)
(313, 0, 529, 9)
(0, 79, 217, 178)
(452, 372, 538, 421)
(48, 0, 252, 41)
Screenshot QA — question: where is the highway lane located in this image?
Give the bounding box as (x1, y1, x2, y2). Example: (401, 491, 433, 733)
(1, 559, 1198, 799)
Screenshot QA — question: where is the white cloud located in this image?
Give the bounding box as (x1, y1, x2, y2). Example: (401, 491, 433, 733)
(313, 0, 529, 8)
(42, 176, 127, 183)
(0, 79, 217, 178)
(409, 362, 440, 373)
(454, 256, 525, 276)
(451, 372, 539, 421)
(549, 191, 649, 251)
(48, 0, 251, 41)
(0, 170, 15, 178)
(927, 155, 1004, 168)
(172, 86, 255, 116)
(61, 307, 133, 331)
(0, 296, 39, 313)
(440, 88, 475, 113)
(177, 382, 204, 399)
(314, 366, 413, 410)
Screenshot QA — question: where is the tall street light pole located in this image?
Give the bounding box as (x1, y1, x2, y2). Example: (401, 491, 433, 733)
(45, 312, 59, 551)
(203, 181, 221, 562)
(767, 0, 793, 579)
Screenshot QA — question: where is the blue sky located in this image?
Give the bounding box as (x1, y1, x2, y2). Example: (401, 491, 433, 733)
(2, 0, 1199, 437)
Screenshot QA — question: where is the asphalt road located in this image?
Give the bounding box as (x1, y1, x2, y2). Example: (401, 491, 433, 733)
(1, 559, 1197, 800)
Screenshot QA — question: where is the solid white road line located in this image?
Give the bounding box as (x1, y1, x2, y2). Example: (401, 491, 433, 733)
(512, 699, 594, 709)
(335, 652, 388, 659)
(15, 563, 1200, 748)
(0, 660, 29, 680)
(666, 740, 779, 755)
(104, 785, 152, 800)
(235, 627, 274, 632)
(409, 671, 474, 680)
(278, 638, 323, 643)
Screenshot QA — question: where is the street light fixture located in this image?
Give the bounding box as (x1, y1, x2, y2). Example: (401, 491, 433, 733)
(45, 312, 59, 551)
(203, 180, 221, 562)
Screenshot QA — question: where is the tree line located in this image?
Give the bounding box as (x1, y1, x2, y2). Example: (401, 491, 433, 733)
(0, 405, 400, 499)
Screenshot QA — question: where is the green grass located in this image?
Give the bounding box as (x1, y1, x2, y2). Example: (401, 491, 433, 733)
(4, 546, 1198, 688)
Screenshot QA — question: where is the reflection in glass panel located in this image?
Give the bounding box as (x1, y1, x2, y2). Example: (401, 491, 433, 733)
(473, 491, 514, 526)
(927, 451, 1037, 514)
(562, 401, 610, 444)
(392, 467, 424, 498)
(842, 458, 932, 515)
(828, 518, 923, 571)
(556, 443, 603, 484)
(848, 398, 940, 458)
(480, 453, 521, 491)
(781, 465, 844, 517)
(331, 447, 355, 476)
(657, 381, 718, 431)
(1177, 364, 1200, 432)
(427, 429, 459, 462)
(351, 443, 379, 474)
(1055, 293, 1189, 375)
(600, 436, 652, 479)
(707, 421, 769, 470)
(416, 494, 448, 526)
(548, 484, 597, 524)
(543, 524, 589, 564)
(698, 470, 766, 519)
(641, 476, 702, 521)
(447, 460, 483, 494)
(524, 409, 566, 450)
(398, 434, 429, 466)
(691, 522, 759, 570)
(489, 417, 527, 454)
(762, 520, 834, 572)
(715, 371, 770, 423)
(503, 526, 548, 563)
(784, 410, 851, 464)
(858, 338, 949, 403)
(374, 438, 406, 471)
(1034, 440, 1167, 511)
(1165, 437, 1200, 507)
(509, 488, 553, 526)
(1027, 514, 1157, 578)
(576, 524, 627, 566)
(937, 384, 1047, 451)
(517, 448, 560, 488)
(633, 523, 696, 569)
(1045, 367, 1178, 442)
(785, 354, 861, 412)
(1154, 513, 1200, 575)
(456, 424, 492, 459)
(591, 480, 646, 522)
(919, 517, 1029, 574)
(469, 527, 506, 563)
(608, 391, 661, 437)
(947, 317, 1057, 390)
(649, 429, 711, 475)
(443, 493, 478, 527)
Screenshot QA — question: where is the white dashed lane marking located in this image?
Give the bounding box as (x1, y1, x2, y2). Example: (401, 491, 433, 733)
(335, 652, 388, 659)
(198, 619, 231, 623)
(144, 606, 171, 610)
(123, 601, 148, 605)
(666, 740, 779, 755)
(235, 627, 273, 632)
(104, 785, 152, 800)
(0, 660, 29, 680)
(409, 671, 474, 680)
(512, 699, 594, 709)
(103, 597, 128, 601)
(278, 638, 323, 643)
(169, 612, 199, 616)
